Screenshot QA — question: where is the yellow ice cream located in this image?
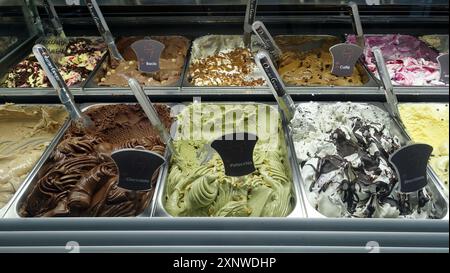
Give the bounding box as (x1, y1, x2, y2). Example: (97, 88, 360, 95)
(399, 104, 449, 193)
(0, 104, 67, 209)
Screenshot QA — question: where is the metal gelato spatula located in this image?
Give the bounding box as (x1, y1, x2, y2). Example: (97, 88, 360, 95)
(243, 0, 258, 49)
(348, 2, 365, 48)
(41, 0, 69, 60)
(373, 47, 402, 123)
(33, 44, 94, 130)
(126, 77, 177, 158)
(86, 0, 124, 62)
(255, 50, 296, 122)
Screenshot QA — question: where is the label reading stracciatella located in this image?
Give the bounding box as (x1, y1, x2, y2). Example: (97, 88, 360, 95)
(330, 43, 363, 77)
(389, 144, 433, 193)
(131, 39, 165, 74)
(111, 148, 166, 191)
(211, 133, 259, 177)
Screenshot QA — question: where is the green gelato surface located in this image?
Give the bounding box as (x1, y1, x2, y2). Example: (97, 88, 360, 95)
(164, 104, 294, 217)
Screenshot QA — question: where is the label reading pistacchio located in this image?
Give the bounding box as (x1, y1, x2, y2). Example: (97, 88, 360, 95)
(389, 144, 433, 193)
(211, 133, 259, 177)
(131, 39, 165, 73)
(330, 43, 363, 77)
(111, 148, 166, 191)
(437, 54, 449, 84)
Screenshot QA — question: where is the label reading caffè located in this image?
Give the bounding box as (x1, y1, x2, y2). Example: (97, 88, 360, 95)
(211, 133, 259, 177)
(330, 43, 363, 77)
(111, 148, 166, 191)
(131, 39, 165, 74)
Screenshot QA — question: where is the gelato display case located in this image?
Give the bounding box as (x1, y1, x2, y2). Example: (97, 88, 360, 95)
(0, 0, 449, 254)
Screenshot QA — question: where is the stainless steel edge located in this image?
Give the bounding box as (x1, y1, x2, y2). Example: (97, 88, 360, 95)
(289, 101, 449, 220)
(82, 36, 192, 92)
(153, 102, 306, 218)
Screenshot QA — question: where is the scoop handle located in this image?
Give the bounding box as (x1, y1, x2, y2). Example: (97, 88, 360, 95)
(373, 47, 401, 120)
(42, 0, 65, 37)
(127, 77, 176, 155)
(349, 2, 365, 48)
(33, 44, 92, 127)
(252, 21, 282, 60)
(86, 0, 124, 61)
(255, 50, 295, 122)
(243, 0, 258, 48)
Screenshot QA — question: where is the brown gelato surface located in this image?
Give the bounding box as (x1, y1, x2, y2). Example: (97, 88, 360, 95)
(98, 36, 190, 87)
(275, 36, 365, 86)
(19, 104, 173, 217)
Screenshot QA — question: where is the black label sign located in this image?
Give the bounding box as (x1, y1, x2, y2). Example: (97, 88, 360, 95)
(437, 53, 449, 84)
(330, 43, 363, 77)
(131, 39, 165, 74)
(211, 133, 258, 177)
(389, 144, 433, 193)
(252, 21, 281, 60)
(244, 0, 258, 33)
(111, 148, 166, 191)
(256, 51, 286, 97)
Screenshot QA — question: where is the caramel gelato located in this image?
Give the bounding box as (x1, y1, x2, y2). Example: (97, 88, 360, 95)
(98, 36, 190, 87)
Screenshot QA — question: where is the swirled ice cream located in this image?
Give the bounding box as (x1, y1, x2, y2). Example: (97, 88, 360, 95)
(19, 104, 173, 217)
(2, 38, 106, 88)
(164, 103, 294, 217)
(0, 104, 67, 209)
(347, 34, 446, 86)
(291, 102, 438, 218)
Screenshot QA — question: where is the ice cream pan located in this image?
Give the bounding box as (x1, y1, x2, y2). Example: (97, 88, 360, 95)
(1, 104, 71, 218)
(289, 101, 449, 220)
(182, 35, 269, 90)
(273, 35, 377, 88)
(0, 37, 106, 93)
(349, 34, 448, 91)
(153, 102, 306, 218)
(83, 36, 191, 91)
(4, 103, 175, 218)
(391, 102, 449, 198)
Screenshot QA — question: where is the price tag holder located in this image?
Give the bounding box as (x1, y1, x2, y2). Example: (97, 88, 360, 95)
(131, 39, 165, 73)
(437, 54, 449, 84)
(330, 43, 363, 77)
(211, 133, 258, 177)
(389, 144, 433, 193)
(111, 148, 166, 191)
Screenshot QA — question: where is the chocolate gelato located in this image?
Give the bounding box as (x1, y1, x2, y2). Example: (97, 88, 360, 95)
(20, 104, 173, 217)
(98, 36, 190, 87)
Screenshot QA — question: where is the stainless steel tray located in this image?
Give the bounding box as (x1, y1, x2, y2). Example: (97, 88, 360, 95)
(273, 35, 378, 88)
(153, 102, 306, 218)
(3, 103, 175, 218)
(0, 37, 106, 94)
(1, 104, 70, 219)
(288, 101, 449, 220)
(352, 34, 449, 94)
(83, 36, 191, 92)
(394, 102, 449, 197)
